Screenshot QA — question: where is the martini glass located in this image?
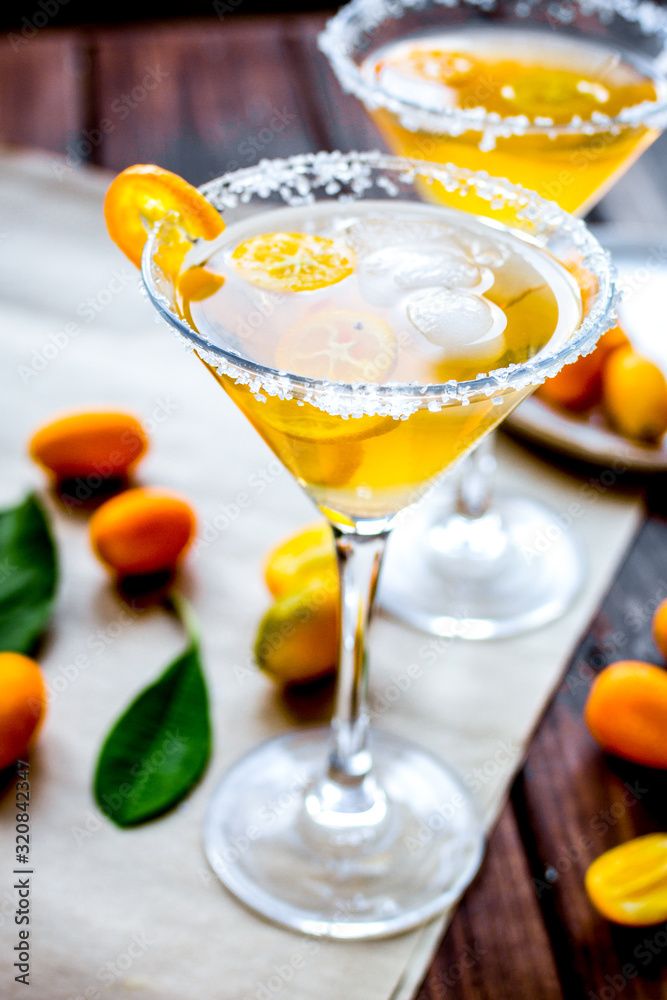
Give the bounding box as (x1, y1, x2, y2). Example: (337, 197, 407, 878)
(142, 151, 614, 938)
(320, 0, 667, 639)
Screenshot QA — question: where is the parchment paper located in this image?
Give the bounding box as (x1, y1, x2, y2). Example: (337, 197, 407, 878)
(0, 148, 641, 1000)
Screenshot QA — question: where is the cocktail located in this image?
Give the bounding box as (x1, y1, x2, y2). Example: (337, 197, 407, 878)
(139, 152, 614, 938)
(320, 0, 667, 638)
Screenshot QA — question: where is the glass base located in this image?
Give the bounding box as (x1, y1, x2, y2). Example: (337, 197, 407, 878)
(379, 493, 584, 640)
(203, 727, 484, 939)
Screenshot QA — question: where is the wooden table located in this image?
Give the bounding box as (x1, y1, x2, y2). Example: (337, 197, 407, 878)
(3, 14, 667, 998)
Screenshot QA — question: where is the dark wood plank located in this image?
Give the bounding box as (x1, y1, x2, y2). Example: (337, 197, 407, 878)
(0, 29, 86, 157)
(419, 501, 667, 1000)
(285, 14, 388, 154)
(88, 17, 323, 185)
(510, 506, 667, 999)
(418, 804, 563, 1000)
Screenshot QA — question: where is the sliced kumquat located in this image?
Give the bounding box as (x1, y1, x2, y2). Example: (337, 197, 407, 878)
(153, 226, 194, 281)
(177, 265, 225, 326)
(230, 232, 355, 293)
(275, 308, 396, 383)
(104, 163, 224, 269)
(585, 834, 667, 926)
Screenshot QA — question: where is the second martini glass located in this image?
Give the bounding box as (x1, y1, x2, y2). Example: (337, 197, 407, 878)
(143, 151, 614, 937)
(320, 0, 667, 638)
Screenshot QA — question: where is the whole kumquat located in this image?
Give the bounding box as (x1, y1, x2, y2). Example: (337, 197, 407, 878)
(584, 661, 667, 769)
(255, 576, 338, 686)
(651, 598, 667, 659)
(90, 488, 196, 578)
(602, 347, 667, 442)
(0, 653, 47, 771)
(537, 348, 604, 411)
(29, 411, 148, 484)
(264, 522, 336, 599)
(537, 323, 630, 412)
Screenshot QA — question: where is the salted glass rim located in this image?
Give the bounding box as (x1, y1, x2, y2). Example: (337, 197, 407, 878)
(318, 0, 667, 138)
(141, 150, 615, 419)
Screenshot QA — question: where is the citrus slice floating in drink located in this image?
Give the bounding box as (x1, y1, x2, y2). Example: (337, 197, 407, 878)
(276, 308, 396, 383)
(104, 163, 225, 269)
(256, 308, 399, 462)
(230, 233, 355, 293)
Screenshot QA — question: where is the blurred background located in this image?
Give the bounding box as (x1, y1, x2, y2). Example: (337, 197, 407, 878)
(1, 0, 665, 220)
(1, 1, 373, 187)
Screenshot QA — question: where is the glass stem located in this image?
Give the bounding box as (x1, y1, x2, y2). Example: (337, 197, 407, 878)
(455, 433, 497, 521)
(328, 526, 388, 789)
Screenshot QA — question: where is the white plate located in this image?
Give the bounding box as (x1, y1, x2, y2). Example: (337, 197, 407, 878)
(507, 227, 667, 471)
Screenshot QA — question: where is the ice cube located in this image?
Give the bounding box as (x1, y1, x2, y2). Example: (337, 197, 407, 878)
(454, 231, 511, 269)
(358, 244, 490, 308)
(399, 251, 483, 290)
(342, 217, 455, 257)
(363, 245, 483, 289)
(357, 248, 405, 308)
(407, 288, 507, 361)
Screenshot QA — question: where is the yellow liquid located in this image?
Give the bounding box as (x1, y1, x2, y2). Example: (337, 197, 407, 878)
(364, 29, 662, 215)
(181, 201, 581, 522)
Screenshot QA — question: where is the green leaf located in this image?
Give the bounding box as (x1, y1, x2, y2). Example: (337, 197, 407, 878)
(0, 493, 58, 653)
(94, 608, 211, 827)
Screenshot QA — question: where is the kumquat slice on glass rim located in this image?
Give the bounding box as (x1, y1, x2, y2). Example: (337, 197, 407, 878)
(104, 164, 225, 270)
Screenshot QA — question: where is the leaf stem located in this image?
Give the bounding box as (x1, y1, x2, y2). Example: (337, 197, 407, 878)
(166, 590, 201, 646)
